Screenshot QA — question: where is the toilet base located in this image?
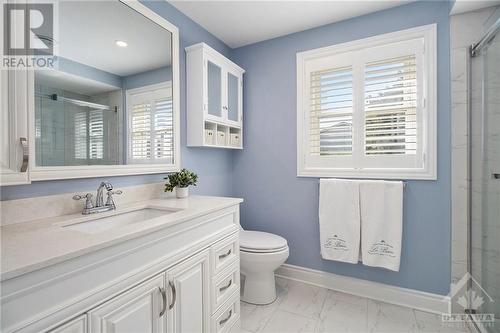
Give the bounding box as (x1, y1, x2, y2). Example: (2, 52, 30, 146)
(239, 246, 289, 305)
(241, 271, 277, 305)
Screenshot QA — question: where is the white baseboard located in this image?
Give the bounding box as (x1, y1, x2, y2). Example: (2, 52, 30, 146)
(275, 264, 450, 314)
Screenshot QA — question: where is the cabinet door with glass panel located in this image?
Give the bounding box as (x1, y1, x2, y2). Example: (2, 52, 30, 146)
(205, 57, 243, 127)
(225, 68, 242, 126)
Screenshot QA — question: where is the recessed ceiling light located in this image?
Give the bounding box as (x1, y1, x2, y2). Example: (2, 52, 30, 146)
(115, 40, 128, 48)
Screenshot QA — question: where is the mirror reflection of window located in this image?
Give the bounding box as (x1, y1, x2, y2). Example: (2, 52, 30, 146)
(74, 111, 89, 160)
(128, 83, 173, 164)
(74, 109, 104, 161)
(34, 0, 173, 167)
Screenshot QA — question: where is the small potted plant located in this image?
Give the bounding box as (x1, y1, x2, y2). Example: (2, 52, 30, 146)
(164, 169, 198, 198)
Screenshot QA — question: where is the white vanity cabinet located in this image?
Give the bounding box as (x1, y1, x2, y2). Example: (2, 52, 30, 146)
(166, 250, 210, 333)
(1, 202, 241, 333)
(88, 274, 166, 333)
(186, 43, 245, 149)
(0, 70, 31, 186)
(46, 315, 87, 333)
(54, 253, 211, 333)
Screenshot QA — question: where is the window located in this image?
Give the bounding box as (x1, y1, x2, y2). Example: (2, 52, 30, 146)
(127, 82, 174, 164)
(297, 25, 436, 179)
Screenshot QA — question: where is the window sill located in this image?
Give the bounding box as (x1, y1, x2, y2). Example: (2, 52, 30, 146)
(297, 167, 437, 180)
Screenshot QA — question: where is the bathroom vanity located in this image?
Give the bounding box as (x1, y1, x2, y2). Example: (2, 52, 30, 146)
(1, 196, 242, 333)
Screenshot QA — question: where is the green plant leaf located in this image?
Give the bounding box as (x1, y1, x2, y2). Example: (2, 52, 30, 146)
(164, 168, 198, 192)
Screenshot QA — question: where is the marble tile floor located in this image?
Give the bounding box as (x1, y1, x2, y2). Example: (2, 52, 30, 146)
(231, 277, 470, 333)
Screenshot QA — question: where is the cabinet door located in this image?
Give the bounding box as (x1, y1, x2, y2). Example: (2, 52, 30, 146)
(47, 315, 87, 333)
(89, 274, 166, 333)
(226, 71, 241, 125)
(167, 250, 210, 333)
(206, 60, 223, 120)
(0, 69, 31, 185)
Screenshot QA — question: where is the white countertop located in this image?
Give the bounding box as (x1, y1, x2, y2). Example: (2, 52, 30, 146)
(0, 195, 243, 281)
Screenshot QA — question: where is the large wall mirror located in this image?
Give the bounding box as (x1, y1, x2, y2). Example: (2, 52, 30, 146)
(30, 0, 180, 180)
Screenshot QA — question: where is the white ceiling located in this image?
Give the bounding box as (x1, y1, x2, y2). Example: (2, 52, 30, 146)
(58, 1, 172, 77)
(170, 1, 415, 48)
(450, 0, 500, 15)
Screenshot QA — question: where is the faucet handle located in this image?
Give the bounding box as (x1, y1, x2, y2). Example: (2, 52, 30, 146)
(73, 193, 94, 213)
(105, 190, 122, 209)
(73, 193, 92, 201)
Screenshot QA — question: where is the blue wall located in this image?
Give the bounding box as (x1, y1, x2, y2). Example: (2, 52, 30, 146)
(57, 57, 123, 88)
(123, 66, 172, 90)
(230, 1, 451, 295)
(0, 1, 234, 201)
(0, 0, 453, 296)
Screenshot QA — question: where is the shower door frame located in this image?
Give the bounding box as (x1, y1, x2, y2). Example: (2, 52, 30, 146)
(467, 16, 500, 333)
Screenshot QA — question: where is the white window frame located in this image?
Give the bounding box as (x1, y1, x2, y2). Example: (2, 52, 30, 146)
(297, 24, 437, 180)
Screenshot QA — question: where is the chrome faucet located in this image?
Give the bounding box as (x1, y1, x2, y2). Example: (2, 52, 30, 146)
(96, 181, 114, 207)
(73, 181, 122, 215)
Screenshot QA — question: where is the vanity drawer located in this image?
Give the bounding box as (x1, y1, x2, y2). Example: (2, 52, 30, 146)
(212, 261, 240, 312)
(211, 233, 238, 276)
(211, 291, 240, 333)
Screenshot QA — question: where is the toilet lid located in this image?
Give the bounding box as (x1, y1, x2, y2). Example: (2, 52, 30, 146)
(240, 230, 288, 252)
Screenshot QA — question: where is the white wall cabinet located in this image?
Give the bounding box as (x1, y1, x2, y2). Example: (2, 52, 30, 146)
(2, 205, 241, 333)
(186, 43, 245, 149)
(0, 70, 31, 186)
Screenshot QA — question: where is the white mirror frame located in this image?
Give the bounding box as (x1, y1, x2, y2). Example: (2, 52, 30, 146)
(28, 0, 181, 181)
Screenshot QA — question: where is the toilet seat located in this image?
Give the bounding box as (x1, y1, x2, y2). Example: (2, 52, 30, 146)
(240, 246, 289, 254)
(240, 230, 288, 253)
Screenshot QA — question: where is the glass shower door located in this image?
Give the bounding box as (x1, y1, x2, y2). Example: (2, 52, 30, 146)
(471, 24, 500, 332)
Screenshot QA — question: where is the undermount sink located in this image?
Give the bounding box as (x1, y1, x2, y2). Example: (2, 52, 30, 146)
(61, 207, 177, 234)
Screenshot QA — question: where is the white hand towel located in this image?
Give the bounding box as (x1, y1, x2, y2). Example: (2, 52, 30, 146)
(360, 180, 403, 271)
(319, 179, 360, 264)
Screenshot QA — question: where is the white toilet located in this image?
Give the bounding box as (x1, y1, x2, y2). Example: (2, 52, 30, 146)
(239, 230, 289, 305)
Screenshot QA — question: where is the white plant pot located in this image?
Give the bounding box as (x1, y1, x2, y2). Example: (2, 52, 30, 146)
(175, 187, 189, 198)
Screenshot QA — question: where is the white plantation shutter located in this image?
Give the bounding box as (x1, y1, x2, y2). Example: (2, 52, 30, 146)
(74, 112, 88, 159)
(364, 55, 417, 156)
(310, 66, 353, 156)
(153, 99, 173, 159)
(297, 26, 436, 179)
(128, 83, 173, 164)
(131, 102, 152, 159)
(89, 110, 104, 159)
(74, 110, 104, 160)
